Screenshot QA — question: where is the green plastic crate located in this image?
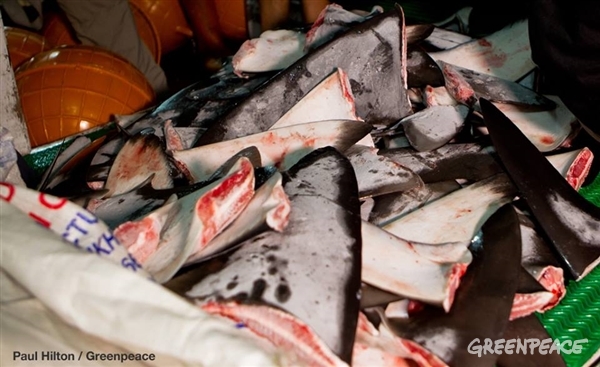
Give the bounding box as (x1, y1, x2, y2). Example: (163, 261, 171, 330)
(537, 173, 600, 367)
(23, 123, 114, 176)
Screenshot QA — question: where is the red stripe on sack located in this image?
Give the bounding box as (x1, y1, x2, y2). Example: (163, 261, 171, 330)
(0, 182, 15, 202)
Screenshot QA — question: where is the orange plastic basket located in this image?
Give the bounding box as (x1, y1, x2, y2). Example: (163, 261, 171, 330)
(4, 27, 52, 70)
(16, 45, 156, 147)
(129, 0, 193, 54)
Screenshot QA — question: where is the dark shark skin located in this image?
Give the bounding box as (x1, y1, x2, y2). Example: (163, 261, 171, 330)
(368, 184, 432, 226)
(439, 62, 556, 111)
(519, 213, 563, 271)
(368, 180, 461, 227)
(86, 74, 271, 184)
(132, 74, 272, 134)
(360, 283, 404, 309)
(41, 138, 107, 198)
(406, 24, 435, 45)
(481, 98, 600, 280)
(166, 147, 362, 364)
(87, 132, 126, 184)
(497, 315, 566, 367)
(196, 7, 412, 145)
(386, 204, 522, 367)
(346, 145, 424, 199)
(381, 143, 502, 183)
(122, 72, 270, 136)
(38, 135, 91, 191)
(516, 265, 547, 294)
(407, 47, 444, 88)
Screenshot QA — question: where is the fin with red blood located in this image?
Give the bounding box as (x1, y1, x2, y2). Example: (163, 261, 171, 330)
(92, 147, 262, 228)
(184, 172, 291, 265)
(104, 133, 174, 198)
(114, 157, 256, 283)
(174, 119, 371, 182)
(481, 98, 600, 280)
(353, 313, 449, 367)
(486, 97, 577, 152)
(304, 4, 382, 51)
(429, 20, 534, 81)
(510, 266, 559, 320)
(177, 147, 362, 364)
(439, 61, 556, 110)
(200, 301, 348, 367)
(270, 69, 361, 129)
(362, 221, 471, 311)
(383, 173, 516, 245)
(518, 213, 567, 307)
(269, 68, 373, 147)
(385, 204, 521, 367)
(233, 30, 306, 76)
(439, 62, 477, 107)
(196, 6, 411, 145)
(547, 147, 594, 191)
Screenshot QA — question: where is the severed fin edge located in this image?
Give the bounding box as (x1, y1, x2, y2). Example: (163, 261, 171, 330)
(480, 98, 600, 281)
(439, 61, 557, 111)
(181, 147, 362, 363)
(430, 20, 535, 82)
(385, 204, 522, 367)
(197, 5, 411, 145)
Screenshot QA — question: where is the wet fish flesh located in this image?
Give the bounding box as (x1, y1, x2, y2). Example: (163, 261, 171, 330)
(104, 133, 174, 197)
(430, 20, 535, 81)
(362, 221, 471, 311)
(196, 7, 411, 145)
(174, 119, 370, 182)
(201, 301, 347, 367)
(114, 157, 256, 283)
(385, 204, 522, 367)
(439, 61, 556, 110)
(233, 30, 306, 76)
(383, 173, 516, 244)
(184, 172, 291, 265)
(180, 147, 362, 363)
